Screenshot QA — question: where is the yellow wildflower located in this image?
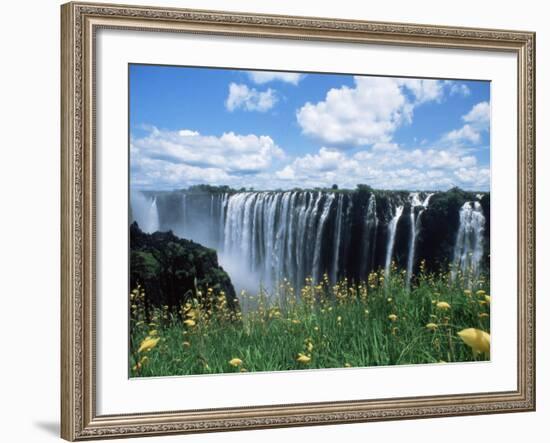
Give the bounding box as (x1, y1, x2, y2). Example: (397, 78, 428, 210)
(458, 328, 490, 355)
(476, 290, 486, 296)
(479, 313, 489, 318)
(228, 358, 243, 367)
(140, 355, 149, 364)
(344, 363, 352, 368)
(436, 301, 451, 310)
(296, 353, 311, 364)
(425, 323, 438, 331)
(485, 295, 491, 303)
(182, 341, 191, 348)
(291, 319, 301, 324)
(336, 316, 342, 322)
(148, 330, 158, 336)
(464, 289, 472, 296)
(388, 314, 398, 322)
(306, 342, 314, 352)
(183, 319, 196, 327)
(138, 337, 160, 353)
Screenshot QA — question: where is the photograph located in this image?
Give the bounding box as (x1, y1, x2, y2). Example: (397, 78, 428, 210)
(128, 64, 492, 377)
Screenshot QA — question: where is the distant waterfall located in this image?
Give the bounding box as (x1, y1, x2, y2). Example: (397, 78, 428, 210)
(384, 205, 404, 279)
(331, 194, 345, 284)
(451, 201, 486, 284)
(406, 192, 433, 288)
(219, 193, 228, 243)
(181, 193, 187, 237)
(222, 191, 343, 293)
(130, 191, 159, 233)
(312, 193, 335, 283)
(360, 194, 378, 280)
(131, 188, 489, 297)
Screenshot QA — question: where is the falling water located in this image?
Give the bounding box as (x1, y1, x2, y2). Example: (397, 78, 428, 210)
(331, 194, 345, 284)
(405, 192, 434, 288)
(360, 194, 378, 280)
(181, 193, 187, 237)
(312, 194, 335, 283)
(219, 191, 348, 294)
(451, 201, 486, 284)
(130, 188, 488, 297)
(219, 193, 228, 249)
(384, 204, 404, 279)
(130, 191, 159, 233)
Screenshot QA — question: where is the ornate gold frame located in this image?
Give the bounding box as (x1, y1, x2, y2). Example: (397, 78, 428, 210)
(61, 2, 536, 440)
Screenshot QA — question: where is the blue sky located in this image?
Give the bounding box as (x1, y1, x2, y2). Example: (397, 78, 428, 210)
(130, 64, 490, 191)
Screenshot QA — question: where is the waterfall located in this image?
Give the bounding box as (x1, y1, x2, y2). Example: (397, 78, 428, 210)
(359, 194, 378, 280)
(130, 190, 159, 233)
(218, 191, 346, 295)
(181, 193, 187, 237)
(331, 194, 344, 284)
(219, 193, 228, 249)
(130, 188, 489, 298)
(384, 204, 404, 279)
(451, 201, 486, 284)
(312, 194, 336, 283)
(341, 196, 353, 282)
(405, 192, 434, 288)
(285, 192, 298, 287)
(295, 193, 313, 289)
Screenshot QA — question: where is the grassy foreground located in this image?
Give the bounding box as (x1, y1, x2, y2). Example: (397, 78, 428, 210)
(130, 262, 490, 377)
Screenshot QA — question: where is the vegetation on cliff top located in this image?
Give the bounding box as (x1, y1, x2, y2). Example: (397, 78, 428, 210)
(130, 222, 237, 310)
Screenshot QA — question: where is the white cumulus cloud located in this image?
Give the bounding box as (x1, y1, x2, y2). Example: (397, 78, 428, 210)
(248, 72, 304, 85)
(397, 78, 444, 104)
(463, 101, 490, 126)
(444, 81, 471, 97)
(295, 76, 446, 147)
(442, 101, 490, 145)
(225, 83, 277, 112)
(131, 127, 286, 189)
(273, 144, 488, 191)
(443, 124, 482, 144)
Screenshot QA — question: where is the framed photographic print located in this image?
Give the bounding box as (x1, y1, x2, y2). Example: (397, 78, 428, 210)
(61, 1, 536, 440)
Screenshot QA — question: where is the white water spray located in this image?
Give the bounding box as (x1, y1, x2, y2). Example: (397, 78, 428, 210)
(130, 190, 159, 233)
(384, 204, 404, 279)
(451, 201, 486, 285)
(406, 192, 434, 288)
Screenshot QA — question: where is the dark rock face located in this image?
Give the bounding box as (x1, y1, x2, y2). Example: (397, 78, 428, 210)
(130, 222, 237, 309)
